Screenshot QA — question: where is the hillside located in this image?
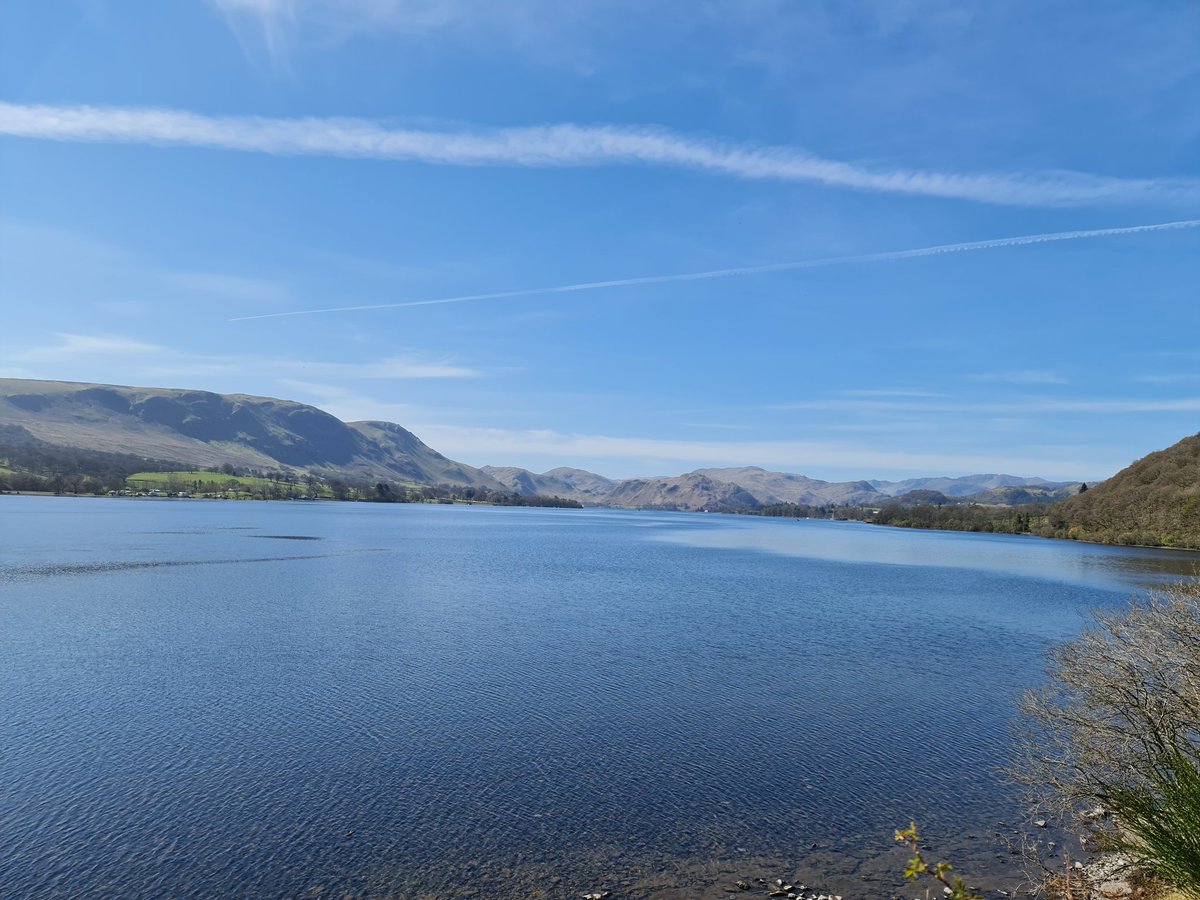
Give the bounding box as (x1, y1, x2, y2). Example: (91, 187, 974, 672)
(0, 379, 500, 489)
(690, 466, 886, 506)
(604, 473, 762, 511)
(1, 377, 1084, 516)
(1047, 431, 1200, 548)
(869, 473, 1057, 497)
(349, 420, 499, 486)
(480, 465, 615, 503)
(962, 483, 1081, 505)
(483, 463, 1065, 511)
(865, 434, 1200, 550)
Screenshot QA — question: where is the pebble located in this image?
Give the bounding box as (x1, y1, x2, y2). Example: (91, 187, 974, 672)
(757, 890, 842, 900)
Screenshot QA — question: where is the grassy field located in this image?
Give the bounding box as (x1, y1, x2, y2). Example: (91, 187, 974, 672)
(126, 470, 327, 496)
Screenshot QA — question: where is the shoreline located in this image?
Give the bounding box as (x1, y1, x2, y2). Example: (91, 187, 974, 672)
(7, 489, 1200, 557)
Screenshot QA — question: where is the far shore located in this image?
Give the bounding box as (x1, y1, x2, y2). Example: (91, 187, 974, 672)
(7, 490, 1200, 558)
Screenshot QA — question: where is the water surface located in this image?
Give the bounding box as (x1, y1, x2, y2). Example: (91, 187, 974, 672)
(2, 497, 1194, 898)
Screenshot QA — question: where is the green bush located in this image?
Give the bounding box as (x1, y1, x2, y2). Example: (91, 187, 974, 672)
(1106, 746, 1200, 897)
(1017, 578, 1200, 897)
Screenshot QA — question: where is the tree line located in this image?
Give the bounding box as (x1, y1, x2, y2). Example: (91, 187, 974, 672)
(0, 427, 182, 494)
(0, 433, 581, 509)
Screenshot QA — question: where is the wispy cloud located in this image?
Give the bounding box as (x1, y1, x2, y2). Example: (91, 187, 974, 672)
(165, 271, 290, 304)
(0, 216, 293, 313)
(676, 422, 757, 431)
(210, 0, 467, 43)
(969, 370, 1068, 385)
(771, 395, 1200, 415)
(207, 0, 623, 73)
(837, 388, 947, 398)
(406, 422, 1109, 481)
(273, 379, 430, 423)
(3, 102, 1198, 208)
(211, 0, 299, 64)
(335, 357, 477, 379)
(5, 333, 478, 380)
(220, 219, 1200, 321)
(1133, 373, 1200, 385)
(15, 333, 166, 362)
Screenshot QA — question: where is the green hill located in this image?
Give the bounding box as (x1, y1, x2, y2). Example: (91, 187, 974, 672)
(1046, 431, 1200, 548)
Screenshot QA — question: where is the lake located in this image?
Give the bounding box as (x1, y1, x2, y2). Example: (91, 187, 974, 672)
(2, 496, 1196, 898)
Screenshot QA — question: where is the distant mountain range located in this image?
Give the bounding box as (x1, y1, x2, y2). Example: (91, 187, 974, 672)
(1, 378, 1078, 510)
(480, 465, 616, 502)
(484, 463, 1079, 511)
(869, 473, 1057, 496)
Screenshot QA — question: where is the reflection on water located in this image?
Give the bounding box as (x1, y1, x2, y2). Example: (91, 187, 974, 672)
(1, 497, 1196, 898)
(654, 515, 1198, 592)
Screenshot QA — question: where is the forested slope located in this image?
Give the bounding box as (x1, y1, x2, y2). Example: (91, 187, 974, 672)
(1046, 431, 1200, 548)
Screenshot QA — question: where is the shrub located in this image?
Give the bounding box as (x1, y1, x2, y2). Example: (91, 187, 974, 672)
(1016, 578, 1200, 896)
(1106, 746, 1200, 897)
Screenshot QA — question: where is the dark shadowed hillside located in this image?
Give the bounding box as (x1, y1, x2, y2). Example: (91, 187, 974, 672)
(349, 420, 500, 487)
(1047, 431, 1200, 548)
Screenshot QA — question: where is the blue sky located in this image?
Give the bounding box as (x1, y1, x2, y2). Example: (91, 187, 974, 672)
(1, 1, 1198, 481)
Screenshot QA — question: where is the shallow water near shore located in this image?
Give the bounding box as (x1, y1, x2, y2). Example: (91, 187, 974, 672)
(2, 497, 1195, 898)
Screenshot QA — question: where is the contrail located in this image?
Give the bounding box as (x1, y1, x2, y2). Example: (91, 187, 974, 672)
(3, 101, 1198, 207)
(230, 219, 1200, 322)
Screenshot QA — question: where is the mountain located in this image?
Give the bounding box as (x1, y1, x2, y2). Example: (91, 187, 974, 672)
(960, 483, 1083, 505)
(1048, 432, 1200, 548)
(689, 466, 886, 506)
(687, 467, 1068, 507)
(481, 466, 759, 510)
(0, 378, 500, 488)
(1, 377, 1078, 514)
(346, 421, 502, 487)
(480, 465, 615, 503)
(464, 462, 1072, 511)
(603, 473, 762, 512)
(869, 473, 1055, 497)
(18, 372, 1187, 549)
(480, 464, 889, 509)
(871, 434, 1200, 550)
(881, 482, 1084, 510)
(885, 489, 953, 507)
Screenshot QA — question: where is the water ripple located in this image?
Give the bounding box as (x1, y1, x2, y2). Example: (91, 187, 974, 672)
(0, 500, 1167, 897)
